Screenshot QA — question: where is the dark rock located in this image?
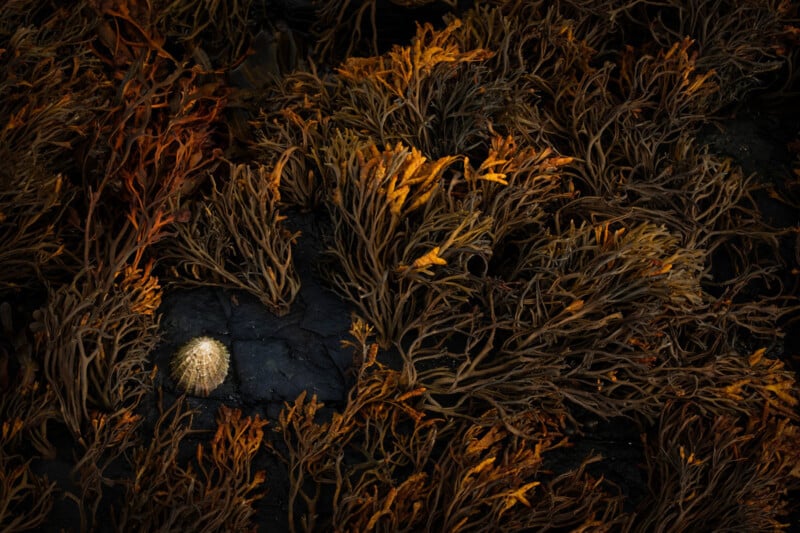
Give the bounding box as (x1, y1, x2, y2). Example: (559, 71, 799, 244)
(152, 210, 356, 412)
(227, 290, 299, 340)
(159, 288, 229, 338)
(322, 336, 351, 375)
(300, 286, 352, 337)
(234, 338, 344, 403)
(235, 338, 290, 401)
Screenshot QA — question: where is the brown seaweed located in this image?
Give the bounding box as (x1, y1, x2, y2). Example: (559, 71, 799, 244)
(278, 320, 632, 532)
(114, 396, 268, 531)
(1, 0, 798, 529)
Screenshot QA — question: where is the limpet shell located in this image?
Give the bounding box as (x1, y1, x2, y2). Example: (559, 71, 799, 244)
(170, 336, 230, 397)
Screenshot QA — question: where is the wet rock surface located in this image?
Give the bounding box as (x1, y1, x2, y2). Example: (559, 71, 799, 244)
(151, 211, 353, 412)
(153, 285, 351, 408)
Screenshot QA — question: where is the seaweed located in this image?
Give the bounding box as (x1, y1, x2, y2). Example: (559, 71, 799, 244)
(312, 0, 460, 62)
(330, 20, 496, 157)
(160, 161, 301, 316)
(278, 320, 632, 532)
(114, 397, 268, 531)
(1, 0, 798, 529)
(638, 400, 800, 531)
(0, 450, 55, 532)
(321, 132, 493, 346)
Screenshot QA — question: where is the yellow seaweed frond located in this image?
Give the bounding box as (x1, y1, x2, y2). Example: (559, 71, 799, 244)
(398, 247, 448, 276)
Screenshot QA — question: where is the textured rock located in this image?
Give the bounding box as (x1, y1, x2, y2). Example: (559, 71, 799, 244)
(159, 288, 229, 337)
(156, 283, 352, 406)
(154, 212, 355, 410)
(227, 291, 298, 340)
(234, 338, 344, 402)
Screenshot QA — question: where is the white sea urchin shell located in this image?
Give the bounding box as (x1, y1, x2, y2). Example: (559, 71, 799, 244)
(170, 336, 230, 397)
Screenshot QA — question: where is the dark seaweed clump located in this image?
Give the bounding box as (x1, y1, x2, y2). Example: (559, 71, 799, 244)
(1, 0, 799, 531)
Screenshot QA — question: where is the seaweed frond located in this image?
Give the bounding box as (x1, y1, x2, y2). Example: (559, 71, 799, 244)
(161, 161, 301, 316)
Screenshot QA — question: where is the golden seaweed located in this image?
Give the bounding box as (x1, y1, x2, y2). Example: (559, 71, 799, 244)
(1, 0, 798, 529)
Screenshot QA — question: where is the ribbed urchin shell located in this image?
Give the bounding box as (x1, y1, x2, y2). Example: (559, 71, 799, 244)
(170, 336, 230, 397)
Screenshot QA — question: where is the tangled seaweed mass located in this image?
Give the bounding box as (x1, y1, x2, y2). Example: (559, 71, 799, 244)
(1, 0, 799, 531)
